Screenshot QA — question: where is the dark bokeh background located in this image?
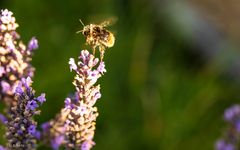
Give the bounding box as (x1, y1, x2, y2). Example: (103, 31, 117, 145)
(1, 0, 240, 149)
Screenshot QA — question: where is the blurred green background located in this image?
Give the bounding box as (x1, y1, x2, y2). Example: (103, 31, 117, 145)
(1, 0, 240, 149)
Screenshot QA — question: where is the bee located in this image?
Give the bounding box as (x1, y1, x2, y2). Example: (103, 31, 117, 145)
(77, 19, 115, 60)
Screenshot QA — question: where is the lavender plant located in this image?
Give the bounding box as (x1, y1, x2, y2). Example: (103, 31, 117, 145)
(43, 50, 106, 150)
(215, 105, 240, 150)
(65, 50, 105, 149)
(0, 8, 110, 150)
(0, 9, 46, 150)
(0, 9, 38, 106)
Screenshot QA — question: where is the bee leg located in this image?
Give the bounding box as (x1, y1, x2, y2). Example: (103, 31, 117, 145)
(100, 46, 105, 61)
(92, 46, 96, 55)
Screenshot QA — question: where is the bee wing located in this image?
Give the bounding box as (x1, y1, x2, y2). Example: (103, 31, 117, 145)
(100, 17, 118, 27)
(100, 21, 111, 27)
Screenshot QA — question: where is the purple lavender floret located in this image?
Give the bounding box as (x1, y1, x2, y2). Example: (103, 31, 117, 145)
(28, 37, 38, 51)
(0, 113, 7, 124)
(224, 105, 240, 131)
(37, 93, 46, 104)
(28, 125, 36, 135)
(51, 135, 64, 150)
(6, 77, 46, 150)
(41, 122, 50, 131)
(224, 105, 240, 121)
(27, 100, 39, 111)
(0, 146, 6, 150)
(215, 139, 235, 150)
(15, 82, 23, 95)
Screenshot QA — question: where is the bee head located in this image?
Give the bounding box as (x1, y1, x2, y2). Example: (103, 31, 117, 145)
(83, 31, 89, 36)
(82, 26, 90, 36)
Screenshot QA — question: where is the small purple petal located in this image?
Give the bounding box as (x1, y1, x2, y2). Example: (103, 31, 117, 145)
(27, 69, 34, 77)
(28, 37, 38, 51)
(89, 70, 99, 79)
(0, 114, 7, 124)
(235, 120, 240, 132)
(34, 131, 41, 140)
(17, 129, 23, 135)
(15, 82, 23, 94)
(93, 58, 99, 66)
(224, 109, 234, 121)
(77, 104, 88, 116)
(0, 145, 6, 150)
(224, 105, 240, 122)
(64, 97, 72, 108)
(26, 76, 33, 86)
(74, 92, 80, 101)
(216, 139, 225, 150)
(27, 100, 39, 110)
(1, 81, 10, 93)
(97, 61, 106, 74)
(80, 50, 90, 64)
(95, 92, 101, 99)
(28, 125, 36, 135)
(69, 58, 77, 71)
(215, 139, 235, 150)
(81, 140, 94, 150)
(21, 77, 32, 89)
(6, 40, 15, 50)
(41, 122, 50, 131)
(51, 135, 64, 150)
(37, 93, 46, 104)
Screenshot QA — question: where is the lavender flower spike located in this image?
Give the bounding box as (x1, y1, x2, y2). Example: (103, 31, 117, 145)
(64, 50, 105, 149)
(0, 9, 38, 106)
(215, 105, 240, 150)
(45, 50, 106, 150)
(6, 77, 46, 150)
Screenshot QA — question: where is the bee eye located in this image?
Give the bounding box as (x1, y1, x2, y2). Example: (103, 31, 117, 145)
(83, 31, 89, 36)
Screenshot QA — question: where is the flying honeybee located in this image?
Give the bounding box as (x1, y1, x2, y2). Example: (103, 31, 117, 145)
(77, 19, 115, 60)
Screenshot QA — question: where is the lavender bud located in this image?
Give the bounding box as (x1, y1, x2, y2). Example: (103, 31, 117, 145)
(36, 93, 46, 104)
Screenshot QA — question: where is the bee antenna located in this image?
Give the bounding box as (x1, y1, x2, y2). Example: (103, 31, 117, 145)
(79, 19, 85, 27)
(76, 30, 83, 34)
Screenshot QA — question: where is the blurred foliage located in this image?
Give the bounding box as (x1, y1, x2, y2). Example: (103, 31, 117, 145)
(1, 0, 240, 149)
